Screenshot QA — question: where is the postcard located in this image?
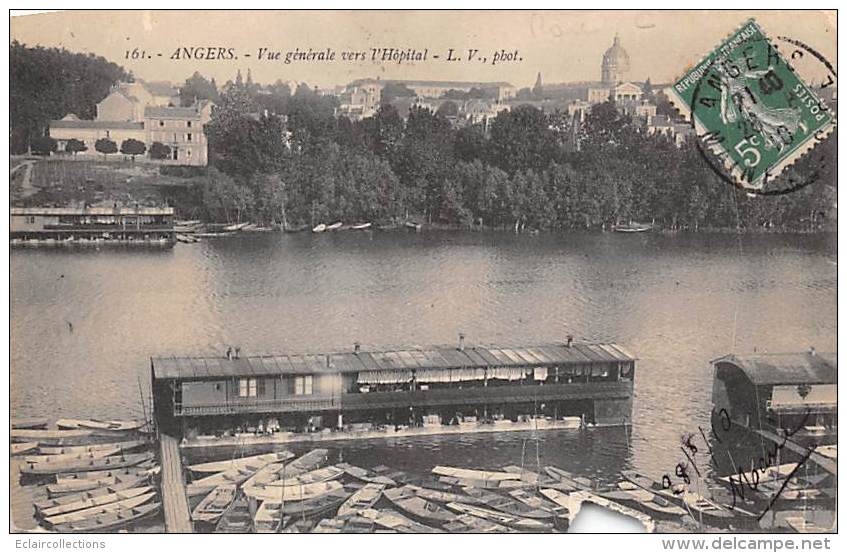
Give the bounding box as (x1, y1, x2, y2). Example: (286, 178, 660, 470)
(8, 9, 837, 537)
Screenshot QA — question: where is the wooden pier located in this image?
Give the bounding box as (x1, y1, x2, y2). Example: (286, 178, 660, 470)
(159, 433, 193, 533)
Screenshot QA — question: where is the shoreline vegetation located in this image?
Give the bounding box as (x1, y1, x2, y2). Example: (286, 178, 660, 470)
(11, 42, 837, 237)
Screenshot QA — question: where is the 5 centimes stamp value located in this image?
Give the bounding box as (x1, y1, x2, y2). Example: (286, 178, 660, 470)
(667, 19, 836, 194)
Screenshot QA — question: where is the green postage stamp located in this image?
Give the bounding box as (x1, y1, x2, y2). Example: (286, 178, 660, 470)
(668, 19, 835, 192)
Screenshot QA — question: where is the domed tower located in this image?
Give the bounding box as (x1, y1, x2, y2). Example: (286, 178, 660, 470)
(601, 34, 631, 85)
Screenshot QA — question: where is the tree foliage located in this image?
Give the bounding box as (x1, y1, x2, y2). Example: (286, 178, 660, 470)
(171, 70, 834, 233)
(149, 142, 171, 160)
(120, 138, 146, 159)
(10, 41, 131, 153)
(30, 136, 58, 156)
(94, 138, 117, 156)
(65, 138, 87, 155)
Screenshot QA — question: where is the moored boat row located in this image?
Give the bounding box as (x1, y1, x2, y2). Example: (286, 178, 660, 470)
(10, 417, 161, 533)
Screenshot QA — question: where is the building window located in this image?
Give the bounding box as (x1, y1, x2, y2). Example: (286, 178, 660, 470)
(27, 216, 36, 224)
(186, 133, 192, 142)
(159, 120, 164, 127)
(105, 130, 110, 139)
(295, 375, 313, 395)
(187, 121, 192, 128)
(238, 377, 257, 397)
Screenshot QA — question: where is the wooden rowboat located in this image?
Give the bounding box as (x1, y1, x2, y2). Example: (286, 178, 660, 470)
(438, 475, 528, 490)
(432, 466, 523, 482)
(599, 483, 687, 519)
(508, 488, 569, 518)
(544, 466, 595, 490)
(188, 451, 293, 474)
(42, 491, 157, 526)
(358, 508, 443, 533)
(35, 475, 149, 514)
(285, 448, 329, 472)
(243, 480, 344, 503)
(36, 475, 149, 512)
(11, 442, 39, 455)
(445, 502, 553, 532)
(253, 500, 284, 533)
(462, 487, 553, 519)
(266, 465, 345, 487)
(621, 471, 737, 526)
(337, 483, 385, 517)
(40, 485, 154, 518)
(240, 461, 287, 489)
(48, 501, 160, 533)
(11, 429, 93, 444)
(11, 418, 48, 430)
(276, 485, 350, 517)
(54, 462, 157, 483)
(312, 516, 378, 533)
(56, 418, 146, 432)
(383, 486, 455, 525)
(25, 444, 127, 465)
(20, 452, 154, 476)
(191, 484, 237, 524)
(241, 449, 328, 489)
(443, 513, 516, 533)
(186, 468, 255, 497)
(48, 468, 157, 497)
(215, 494, 253, 533)
(404, 484, 484, 505)
(38, 439, 147, 456)
(336, 462, 396, 486)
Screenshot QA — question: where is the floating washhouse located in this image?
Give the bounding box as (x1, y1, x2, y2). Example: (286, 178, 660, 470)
(711, 349, 837, 442)
(151, 340, 637, 438)
(9, 206, 175, 246)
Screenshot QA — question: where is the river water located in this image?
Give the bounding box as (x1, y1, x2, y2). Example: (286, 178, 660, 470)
(10, 230, 837, 506)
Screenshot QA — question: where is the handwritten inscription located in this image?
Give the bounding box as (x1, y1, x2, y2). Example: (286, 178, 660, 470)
(660, 407, 815, 520)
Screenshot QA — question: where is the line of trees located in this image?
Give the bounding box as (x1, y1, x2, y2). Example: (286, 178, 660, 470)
(190, 74, 834, 232)
(10, 41, 132, 154)
(9, 39, 834, 232)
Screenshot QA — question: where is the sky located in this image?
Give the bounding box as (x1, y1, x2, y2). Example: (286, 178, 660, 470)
(10, 10, 837, 90)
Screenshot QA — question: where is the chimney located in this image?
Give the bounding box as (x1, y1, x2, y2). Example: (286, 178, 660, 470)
(354, 342, 360, 354)
(458, 333, 466, 351)
(566, 334, 574, 348)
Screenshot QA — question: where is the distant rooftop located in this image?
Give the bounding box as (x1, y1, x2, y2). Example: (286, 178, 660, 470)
(141, 80, 179, 97)
(144, 106, 203, 119)
(11, 206, 175, 216)
(49, 120, 144, 130)
(152, 342, 636, 381)
(712, 351, 837, 386)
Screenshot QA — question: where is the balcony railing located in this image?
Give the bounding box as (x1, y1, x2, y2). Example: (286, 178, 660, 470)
(173, 381, 633, 416)
(176, 395, 338, 416)
(341, 381, 633, 411)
